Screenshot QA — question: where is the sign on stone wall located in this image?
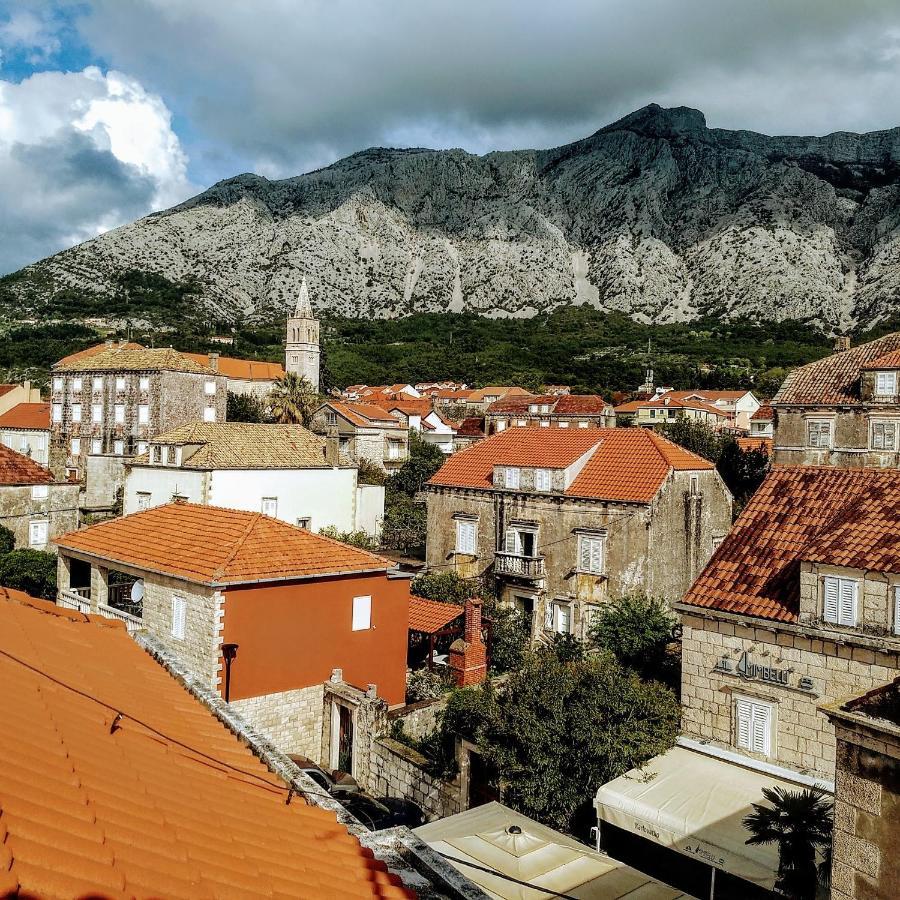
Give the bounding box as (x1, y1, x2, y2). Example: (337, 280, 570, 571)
(714, 651, 817, 694)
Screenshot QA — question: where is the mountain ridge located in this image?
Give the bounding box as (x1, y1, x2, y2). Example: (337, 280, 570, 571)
(8, 103, 900, 329)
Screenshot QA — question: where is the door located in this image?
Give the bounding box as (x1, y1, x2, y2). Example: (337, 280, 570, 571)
(467, 749, 500, 809)
(337, 704, 354, 775)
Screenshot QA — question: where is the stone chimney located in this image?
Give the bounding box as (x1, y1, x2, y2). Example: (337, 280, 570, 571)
(208, 351, 219, 371)
(324, 426, 340, 466)
(449, 598, 487, 687)
(834, 336, 851, 352)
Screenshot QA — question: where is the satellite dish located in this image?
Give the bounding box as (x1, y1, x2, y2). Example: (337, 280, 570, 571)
(130, 580, 145, 603)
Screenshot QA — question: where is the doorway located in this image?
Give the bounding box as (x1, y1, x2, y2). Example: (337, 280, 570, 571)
(467, 748, 500, 809)
(330, 701, 355, 775)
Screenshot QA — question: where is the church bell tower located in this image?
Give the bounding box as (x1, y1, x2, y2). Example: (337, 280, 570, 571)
(285, 277, 320, 391)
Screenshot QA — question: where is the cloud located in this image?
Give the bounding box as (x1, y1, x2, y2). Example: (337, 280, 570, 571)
(73, 0, 900, 182)
(0, 67, 195, 273)
(0, 8, 61, 63)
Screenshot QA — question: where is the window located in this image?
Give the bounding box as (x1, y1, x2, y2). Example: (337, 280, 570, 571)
(70, 438, 81, 455)
(29, 520, 48, 547)
(91, 403, 103, 423)
(558, 421, 569, 428)
(115, 376, 126, 392)
(72, 377, 82, 392)
(139, 376, 150, 391)
(875, 371, 897, 396)
(871, 421, 897, 450)
(137, 441, 147, 455)
(31, 484, 48, 500)
(496, 420, 506, 431)
(325, 411, 337, 426)
(807, 420, 832, 448)
(51, 403, 62, 423)
(91, 438, 102, 454)
(113, 440, 124, 456)
(540, 419, 550, 427)
(894, 586, 900, 637)
(577, 421, 589, 428)
(297, 516, 312, 529)
(504, 527, 536, 557)
(578, 533, 604, 574)
(203, 406, 216, 422)
(138, 404, 149, 425)
(18, 436, 27, 451)
(137, 492, 151, 511)
(261, 497, 278, 517)
(649, 409, 656, 418)
(204, 380, 217, 396)
(534, 468, 551, 491)
(689, 474, 700, 495)
(545, 601, 571, 634)
(455, 518, 477, 555)
(516, 419, 527, 427)
(823, 576, 858, 627)
(504, 467, 520, 489)
(52, 377, 63, 392)
(92, 376, 103, 392)
(387, 440, 402, 459)
(71, 403, 82, 423)
(529, 404, 539, 414)
(114, 404, 125, 424)
(171, 595, 186, 640)
(734, 696, 773, 756)
(352, 595, 372, 631)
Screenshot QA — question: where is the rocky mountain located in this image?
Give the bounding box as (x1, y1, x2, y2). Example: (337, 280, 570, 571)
(9, 104, 900, 328)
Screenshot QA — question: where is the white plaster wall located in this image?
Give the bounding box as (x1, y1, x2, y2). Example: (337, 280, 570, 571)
(123, 466, 206, 514)
(0, 428, 49, 465)
(355, 484, 385, 537)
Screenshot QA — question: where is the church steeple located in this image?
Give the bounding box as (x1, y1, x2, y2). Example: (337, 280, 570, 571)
(285, 277, 320, 391)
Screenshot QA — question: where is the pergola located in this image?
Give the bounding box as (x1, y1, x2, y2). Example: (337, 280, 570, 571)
(408, 596, 465, 670)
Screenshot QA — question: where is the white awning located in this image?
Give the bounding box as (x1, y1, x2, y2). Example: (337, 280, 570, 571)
(415, 801, 693, 899)
(594, 745, 806, 891)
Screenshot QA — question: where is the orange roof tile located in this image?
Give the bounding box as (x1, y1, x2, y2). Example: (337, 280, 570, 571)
(467, 386, 530, 403)
(56, 503, 392, 586)
(0, 589, 414, 899)
(862, 348, 900, 370)
(183, 353, 285, 381)
(683, 466, 900, 623)
(487, 394, 610, 415)
(428, 428, 713, 503)
(408, 597, 464, 633)
(55, 341, 144, 366)
(325, 401, 404, 428)
(736, 437, 773, 453)
(0, 402, 50, 430)
(613, 396, 728, 416)
(0, 444, 53, 485)
(750, 404, 774, 421)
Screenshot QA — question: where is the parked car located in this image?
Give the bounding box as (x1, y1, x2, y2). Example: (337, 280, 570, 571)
(287, 754, 359, 794)
(339, 793, 426, 830)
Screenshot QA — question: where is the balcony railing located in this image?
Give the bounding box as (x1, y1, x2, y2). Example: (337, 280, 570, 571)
(98, 603, 143, 634)
(58, 588, 91, 614)
(494, 552, 545, 579)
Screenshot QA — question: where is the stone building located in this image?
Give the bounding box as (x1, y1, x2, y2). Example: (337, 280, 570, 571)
(484, 393, 614, 435)
(0, 445, 78, 550)
(312, 400, 409, 473)
(772, 331, 900, 468)
(613, 393, 730, 430)
(425, 427, 732, 640)
(55, 503, 411, 773)
(51, 344, 226, 510)
(823, 677, 900, 900)
(182, 352, 285, 400)
(284, 277, 320, 391)
(0, 402, 50, 465)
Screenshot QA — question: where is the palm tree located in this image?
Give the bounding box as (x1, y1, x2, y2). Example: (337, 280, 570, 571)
(268, 373, 320, 427)
(742, 786, 833, 900)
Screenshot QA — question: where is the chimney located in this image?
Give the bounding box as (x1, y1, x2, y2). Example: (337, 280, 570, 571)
(834, 336, 851, 352)
(208, 351, 219, 371)
(324, 426, 340, 466)
(449, 598, 487, 687)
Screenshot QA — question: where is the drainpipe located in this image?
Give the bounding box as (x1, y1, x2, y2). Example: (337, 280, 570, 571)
(222, 643, 239, 702)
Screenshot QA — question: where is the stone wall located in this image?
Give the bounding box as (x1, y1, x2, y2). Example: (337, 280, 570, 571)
(0, 481, 79, 550)
(370, 737, 462, 822)
(388, 697, 448, 741)
(681, 611, 900, 779)
(229, 684, 326, 760)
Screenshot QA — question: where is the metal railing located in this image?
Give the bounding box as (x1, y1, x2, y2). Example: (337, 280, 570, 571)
(494, 552, 545, 578)
(58, 588, 91, 614)
(98, 603, 143, 634)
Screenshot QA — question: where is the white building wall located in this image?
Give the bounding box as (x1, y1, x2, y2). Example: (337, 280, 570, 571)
(355, 484, 385, 537)
(123, 467, 207, 514)
(0, 428, 49, 465)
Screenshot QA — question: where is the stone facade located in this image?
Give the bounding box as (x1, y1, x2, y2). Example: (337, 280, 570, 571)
(427, 467, 731, 640)
(679, 610, 900, 779)
(284, 278, 320, 391)
(230, 684, 326, 760)
(0, 481, 79, 551)
(311, 406, 409, 473)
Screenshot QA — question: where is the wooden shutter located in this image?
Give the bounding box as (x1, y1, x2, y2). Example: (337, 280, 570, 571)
(544, 602, 554, 631)
(590, 538, 603, 574)
(457, 520, 475, 555)
(504, 528, 517, 555)
(171, 595, 186, 640)
(838, 579, 858, 627)
(751, 703, 770, 755)
(579, 536, 592, 572)
(894, 587, 900, 636)
(823, 577, 839, 623)
(735, 699, 752, 750)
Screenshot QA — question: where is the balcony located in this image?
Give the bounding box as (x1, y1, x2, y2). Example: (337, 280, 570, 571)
(494, 551, 545, 579)
(58, 586, 91, 614)
(56, 583, 143, 634)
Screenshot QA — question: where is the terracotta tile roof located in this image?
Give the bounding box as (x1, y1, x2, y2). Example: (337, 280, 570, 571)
(325, 401, 404, 428)
(55, 341, 144, 366)
(0, 589, 414, 899)
(736, 437, 773, 454)
(0, 444, 53, 485)
(55, 503, 391, 586)
(183, 352, 285, 381)
(0, 385, 17, 397)
(0, 403, 50, 430)
(613, 395, 728, 416)
(861, 349, 900, 370)
(379, 399, 434, 417)
(667, 390, 749, 402)
(683, 466, 900, 623)
(55, 346, 216, 375)
(773, 333, 900, 405)
(432, 389, 474, 400)
(138, 423, 329, 469)
(428, 428, 712, 502)
(408, 597, 464, 633)
(750, 404, 774, 421)
(467, 386, 530, 403)
(456, 416, 485, 438)
(487, 393, 610, 415)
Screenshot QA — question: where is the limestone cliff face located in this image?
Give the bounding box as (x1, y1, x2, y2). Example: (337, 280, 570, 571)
(14, 104, 900, 327)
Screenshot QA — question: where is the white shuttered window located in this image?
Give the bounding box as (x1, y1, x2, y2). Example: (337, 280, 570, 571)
(893, 586, 900, 636)
(171, 595, 186, 640)
(823, 576, 858, 627)
(352, 595, 372, 631)
(578, 534, 604, 574)
(735, 697, 772, 756)
(455, 519, 476, 555)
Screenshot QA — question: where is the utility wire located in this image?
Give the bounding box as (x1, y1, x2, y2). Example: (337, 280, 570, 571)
(437, 852, 583, 899)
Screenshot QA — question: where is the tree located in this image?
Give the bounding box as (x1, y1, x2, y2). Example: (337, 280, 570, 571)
(659, 417, 721, 463)
(356, 458, 388, 486)
(0, 524, 15, 555)
(389, 431, 446, 496)
(268, 372, 320, 426)
(226, 390, 272, 423)
(743, 787, 833, 900)
(0, 549, 58, 599)
(717, 437, 771, 510)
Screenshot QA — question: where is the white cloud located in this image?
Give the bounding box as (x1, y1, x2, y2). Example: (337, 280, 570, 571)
(0, 67, 195, 273)
(0, 9, 61, 63)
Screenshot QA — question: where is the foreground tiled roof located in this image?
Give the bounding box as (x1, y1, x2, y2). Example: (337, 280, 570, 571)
(139, 423, 329, 469)
(428, 428, 713, 503)
(0, 589, 413, 899)
(773, 333, 900, 405)
(683, 466, 900, 623)
(0, 444, 53, 485)
(486, 393, 609, 415)
(325, 401, 404, 428)
(408, 597, 464, 634)
(55, 341, 145, 366)
(183, 352, 285, 381)
(56, 503, 391, 586)
(55, 346, 216, 375)
(0, 402, 50, 430)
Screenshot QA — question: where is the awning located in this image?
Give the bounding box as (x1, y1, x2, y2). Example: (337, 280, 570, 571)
(594, 746, 801, 891)
(416, 801, 693, 899)
(408, 596, 464, 634)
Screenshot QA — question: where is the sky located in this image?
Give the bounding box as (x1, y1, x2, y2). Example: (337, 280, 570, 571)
(2, 0, 900, 274)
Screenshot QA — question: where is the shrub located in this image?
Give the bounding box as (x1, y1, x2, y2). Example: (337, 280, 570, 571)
(590, 592, 676, 678)
(0, 524, 15, 555)
(405, 668, 447, 703)
(318, 525, 378, 550)
(0, 549, 57, 600)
